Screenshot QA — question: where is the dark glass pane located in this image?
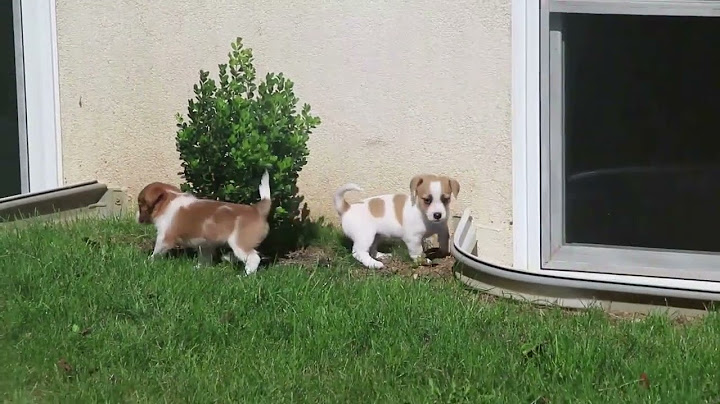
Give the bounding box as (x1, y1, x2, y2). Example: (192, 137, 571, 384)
(563, 13, 720, 252)
(0, 1, 21, 198)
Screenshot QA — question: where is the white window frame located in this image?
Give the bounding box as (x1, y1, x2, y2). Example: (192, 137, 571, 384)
(511, 0, 720, 288)
(12, 0, 62, 194)
(512, 0, 542, 273)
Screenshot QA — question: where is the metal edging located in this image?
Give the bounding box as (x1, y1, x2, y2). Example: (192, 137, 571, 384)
(0, 181, 107, 222)
(450, 208, 720, 304)
(0, 180, 99, 204)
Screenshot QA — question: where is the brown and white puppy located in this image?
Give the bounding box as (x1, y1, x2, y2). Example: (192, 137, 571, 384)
(137, 171, 271, 275)
(333, 174, 460, 269)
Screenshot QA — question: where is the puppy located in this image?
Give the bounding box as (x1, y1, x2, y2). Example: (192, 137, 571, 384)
(136, 171, 272, 275)
(333, 174, 460, 269)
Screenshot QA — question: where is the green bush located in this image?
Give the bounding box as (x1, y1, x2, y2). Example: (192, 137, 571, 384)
(175, 37, 321, 252)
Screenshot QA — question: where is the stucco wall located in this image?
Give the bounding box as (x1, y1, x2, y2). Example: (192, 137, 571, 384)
(55, 0, 513, 266)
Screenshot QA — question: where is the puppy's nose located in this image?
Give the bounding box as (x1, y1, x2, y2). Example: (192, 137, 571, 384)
(433, 212, 442, 220)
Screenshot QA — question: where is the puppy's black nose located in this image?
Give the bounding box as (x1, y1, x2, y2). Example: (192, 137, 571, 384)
(433, 212, 442, 220)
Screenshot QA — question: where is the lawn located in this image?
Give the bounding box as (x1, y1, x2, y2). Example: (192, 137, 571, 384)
(1, 218, 720, 403)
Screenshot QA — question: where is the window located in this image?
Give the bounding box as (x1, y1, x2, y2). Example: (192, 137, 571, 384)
(0, 0, 63, 197)
(540, 0, 720, 280)
(1, 0, 26, 197)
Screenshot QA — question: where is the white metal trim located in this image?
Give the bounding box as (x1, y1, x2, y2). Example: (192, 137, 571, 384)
(49, 0, 63, 187)
(547, 244, 720, 281)
(19, 0, 62, 193)
(526, 0, 542, 274)
(511, 0, 528, 269)
(549, 0, 720, 16)
(539, 0, 551, 263)
(512, 0, 542, 271)
(547, 14, 565, 258)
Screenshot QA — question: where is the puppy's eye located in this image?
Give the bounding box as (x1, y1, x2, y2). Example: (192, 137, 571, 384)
(423, 197, 432, 205)
(441, 195, 450, 204)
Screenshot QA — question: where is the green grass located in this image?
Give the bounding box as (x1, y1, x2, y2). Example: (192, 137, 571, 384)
(1, 218, 720, 403)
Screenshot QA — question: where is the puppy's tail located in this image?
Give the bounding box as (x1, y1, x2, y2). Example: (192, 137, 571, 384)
(253, 170, 272, 218)
(334, 183, 363, 216)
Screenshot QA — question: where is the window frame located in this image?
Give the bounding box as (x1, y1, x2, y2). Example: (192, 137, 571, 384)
(539, 0, 720, 280)
(12, 0, 62, 195)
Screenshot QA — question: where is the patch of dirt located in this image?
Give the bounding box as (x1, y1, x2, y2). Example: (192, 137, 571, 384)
(276, 246, 334, 268)
(132, 237, 155, 253)
(372, 255, 456, 280)
(56, 358, 73, 376)
(276, 245, 457, 280)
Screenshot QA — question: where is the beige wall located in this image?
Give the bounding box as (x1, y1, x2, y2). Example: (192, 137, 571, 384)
(55, 0, 513, 266)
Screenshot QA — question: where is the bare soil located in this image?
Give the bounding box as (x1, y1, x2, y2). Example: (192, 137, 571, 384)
(276, 245, 457, 280)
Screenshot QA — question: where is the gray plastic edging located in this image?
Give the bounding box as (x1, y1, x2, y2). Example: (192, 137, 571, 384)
(0, 181, 109, 222)
(451, 209, 720, 306)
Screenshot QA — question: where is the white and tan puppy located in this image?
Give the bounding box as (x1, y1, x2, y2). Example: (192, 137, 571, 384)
(136, 171, 271, 275)
(334, 174, 460, 269)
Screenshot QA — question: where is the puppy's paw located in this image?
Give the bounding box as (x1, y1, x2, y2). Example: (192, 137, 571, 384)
(352, 252, 385, 269)
(366, 260, 385, 269)
(375, 252, 393, 261)
(244, 254, 261, 275)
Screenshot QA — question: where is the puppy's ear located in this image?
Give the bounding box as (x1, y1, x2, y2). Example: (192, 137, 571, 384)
(409, 175, 424, 204)
(148, 190, 166, 212)
(448, 178, 460, 199)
